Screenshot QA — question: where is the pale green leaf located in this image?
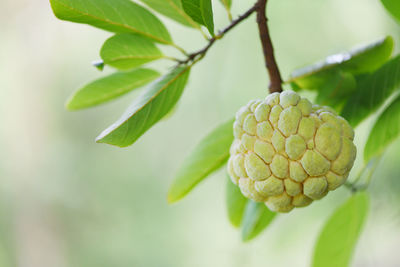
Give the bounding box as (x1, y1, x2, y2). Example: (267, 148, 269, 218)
(381, 0, 400, 23)
(364, 94, 400, 161)
(341, 55, 400, 126)
(100, 34, 163, 70)
(50, 0, 172, 44)
(220, 0, 232, 9)
(66, 68, 160, 110)
(167, 119, 234, 203)
(226, 176, 248, 228)
(139, 0, 199, 28)
(241, 201, 276, 242)
(313, 192, 369, 267)
(289, 36, 394, 89)
(181, 0, 214, 35)
(96, 66, 190, 147)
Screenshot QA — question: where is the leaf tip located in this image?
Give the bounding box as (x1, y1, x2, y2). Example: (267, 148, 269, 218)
(166, 195, 177, 204)
(240, 234, 253, 243)
(95, 136, 104, 144)
(166, 187, 183, 204)
(94, 134, 110, 145)
(95, 132, 131, 148)
(92, 60, 104, 71)
(65, 97, 80, 111)
(229, 222, 241, 229)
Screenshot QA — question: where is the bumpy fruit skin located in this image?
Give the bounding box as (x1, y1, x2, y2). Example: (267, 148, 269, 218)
(227, 91, 356, 213)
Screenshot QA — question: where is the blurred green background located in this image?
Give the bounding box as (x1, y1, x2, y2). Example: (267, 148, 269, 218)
(1, 0, 400, 266)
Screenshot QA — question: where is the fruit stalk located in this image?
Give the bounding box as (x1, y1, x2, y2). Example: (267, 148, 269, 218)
(256, 0, 283, 93)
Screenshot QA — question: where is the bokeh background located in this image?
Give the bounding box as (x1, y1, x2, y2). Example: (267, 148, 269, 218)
(1, 0, 400, 266)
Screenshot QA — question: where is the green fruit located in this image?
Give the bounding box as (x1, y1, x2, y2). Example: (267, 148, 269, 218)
(227, 91, 356, 213)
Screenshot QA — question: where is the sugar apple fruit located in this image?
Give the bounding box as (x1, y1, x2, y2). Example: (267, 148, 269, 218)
(227, 91, 356, 212)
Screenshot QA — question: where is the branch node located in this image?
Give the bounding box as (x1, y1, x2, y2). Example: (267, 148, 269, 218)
(177, 3, 258, 66)
(177, 0, 284, 95)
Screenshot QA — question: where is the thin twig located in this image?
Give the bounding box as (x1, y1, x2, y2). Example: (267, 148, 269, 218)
(177, 3, 259, 66)
(256, 0, 283, 93)
(177, 0, 284, 94)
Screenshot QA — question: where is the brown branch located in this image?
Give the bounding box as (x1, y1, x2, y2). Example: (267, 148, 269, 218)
(256, 0, 283, 93)
(177, 3, 259, 65)
(177, 0, 283, 94)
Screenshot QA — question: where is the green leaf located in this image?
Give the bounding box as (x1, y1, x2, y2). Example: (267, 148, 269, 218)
(100, 34, 163, 70)
(139, 0, 199, 28)
(289, 36, 394, 89)
(314, 70, 357, 108)
(167, 119, 235, 203)
(181, 0, 214, 35)
(241, 201, 276, 242)
(66, 68, 160, 110)
(220, 0, 232, 9)
(92, 60, 105, 71)
(364, 94, 400, 161)
(226, 176, 248, 228)
(96, 66, 190, 147)
(381, 0, 400, 23)
(50, 0, 172, 44)
(313, 192, 369, 267)
(341, 55, 400, 126)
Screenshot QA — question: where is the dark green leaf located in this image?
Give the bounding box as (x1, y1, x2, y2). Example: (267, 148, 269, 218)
(139, 0, 199, 28)
(289, 36, 394, 89)
(96, 66, 190, 147)
(381, 0, 400, 23)
(241, 201, 276, 242)
(313, 192, 369, 267)
(50, 0, 172, 44)
(314, 70, 357, 108)
(341, 55, 400, 126)
(167, 119, 235, 203)
(100, 34, 163, 70)
(364, 94, 400, 161)
(181, 0, 214, 35)
(226, 176, 248, 228)
(66, 68, 160, 110)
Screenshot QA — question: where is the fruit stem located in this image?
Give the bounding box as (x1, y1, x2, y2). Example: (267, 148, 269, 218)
(256, 0, 283, 93)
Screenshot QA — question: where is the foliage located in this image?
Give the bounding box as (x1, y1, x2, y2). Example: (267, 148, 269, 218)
(181, 0, 214, 35)
(289, 36, 393, 109)
(226, 176, 248, 227)
(168, 119, 234, 203)
(51, 0, 400, 265)
(382, 0, 400, 23)
(96, 67, 190, 147)
(100, 34, 164, 70)
(139, 0, 199, 28)
(364, 94, 400, 161)
(313, 193, 369, 267)
(66, 68, 159, 110)
(241, 200, 276, 242)
(50, 0, 172, 44)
